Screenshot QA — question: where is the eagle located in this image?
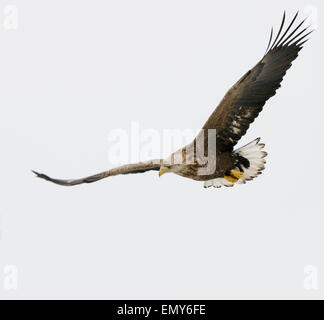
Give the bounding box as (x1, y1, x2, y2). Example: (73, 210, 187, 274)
(33, 12, 312, 188)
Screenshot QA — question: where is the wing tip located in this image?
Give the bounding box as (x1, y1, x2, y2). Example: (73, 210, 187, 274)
(32, 169, 49, 180)
(32, 169, 74, 186)
(265, 11, 313, 55)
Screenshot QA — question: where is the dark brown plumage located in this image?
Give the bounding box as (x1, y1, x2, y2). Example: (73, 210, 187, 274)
(203, 11, 312, 152)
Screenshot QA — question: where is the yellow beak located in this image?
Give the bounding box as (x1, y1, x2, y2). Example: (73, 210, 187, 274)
(159, 167, 169, 178)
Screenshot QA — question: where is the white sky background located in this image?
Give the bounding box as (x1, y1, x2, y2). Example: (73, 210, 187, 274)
(0, 0, 323, 299)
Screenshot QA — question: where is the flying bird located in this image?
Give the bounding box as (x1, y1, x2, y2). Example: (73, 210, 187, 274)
(33, 12, 312, 188)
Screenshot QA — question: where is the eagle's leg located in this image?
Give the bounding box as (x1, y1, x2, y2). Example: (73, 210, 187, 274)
(236, 163, 244, 172)
(224, 170, 243, 183)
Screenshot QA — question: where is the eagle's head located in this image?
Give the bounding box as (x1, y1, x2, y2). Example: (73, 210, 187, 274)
(158, 165, 171, 177)
(158, 149, 189, 177)
(159, 164, 187, 177)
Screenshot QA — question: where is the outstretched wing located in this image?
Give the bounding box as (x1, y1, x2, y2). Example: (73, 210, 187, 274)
(33, 159, 161, 186)
(202, 12, 313, 151)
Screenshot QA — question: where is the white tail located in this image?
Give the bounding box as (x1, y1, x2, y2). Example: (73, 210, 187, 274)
(234, 138, 267, 183)
(203, 138, 267, 188)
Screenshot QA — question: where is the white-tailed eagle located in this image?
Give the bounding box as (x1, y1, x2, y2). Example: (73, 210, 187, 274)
(33, 12, 312, 188)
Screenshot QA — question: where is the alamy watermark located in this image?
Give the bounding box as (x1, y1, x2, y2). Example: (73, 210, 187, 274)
(304, 265, 319, 291)
(107, 121, 219, 175)
(3, 5, 18, 30)
(1, 265, 18, 290)
(303, 5, 319, 30)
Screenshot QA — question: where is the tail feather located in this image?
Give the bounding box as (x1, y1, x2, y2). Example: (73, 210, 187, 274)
(203, 138, 267, 189)
(235, 138, 267, 184)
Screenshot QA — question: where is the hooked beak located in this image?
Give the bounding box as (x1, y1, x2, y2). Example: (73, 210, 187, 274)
(159, 166, 170, 178)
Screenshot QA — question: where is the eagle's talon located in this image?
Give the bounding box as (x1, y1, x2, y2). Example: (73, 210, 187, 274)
(224, 169, 244, 183)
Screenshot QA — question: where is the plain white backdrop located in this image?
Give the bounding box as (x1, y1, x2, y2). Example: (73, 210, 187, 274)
(0, 0, 323, 299)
